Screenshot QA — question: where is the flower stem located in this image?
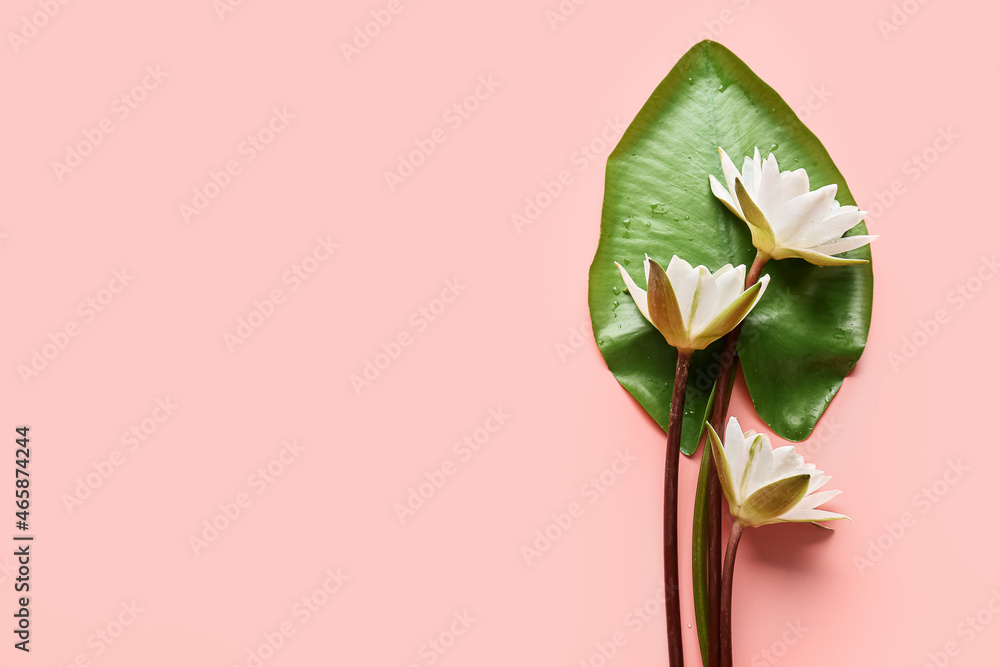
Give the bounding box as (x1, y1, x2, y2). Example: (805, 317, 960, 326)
(705, 250, 768, 667)
(747, 251, 769, 288)
(664, 349, 692, 667)
(720, 521, 745, 667)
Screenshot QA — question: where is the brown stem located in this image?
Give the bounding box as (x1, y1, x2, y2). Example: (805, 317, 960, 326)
(664, 350, 691, 667)
(720, 522, 745, 667)
(746, 252, 768, 292)
(705, 250, 767, 667)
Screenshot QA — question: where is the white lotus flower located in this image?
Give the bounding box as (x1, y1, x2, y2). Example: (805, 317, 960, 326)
(614, 255, 769, 354)
(709, 147, 877, 267)
(707, 416, 849, 528)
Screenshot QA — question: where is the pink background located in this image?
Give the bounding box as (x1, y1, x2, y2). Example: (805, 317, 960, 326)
(2, 0, 997, 665)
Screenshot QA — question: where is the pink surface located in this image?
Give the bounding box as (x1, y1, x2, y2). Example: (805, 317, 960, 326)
(1, 0, 997, 665)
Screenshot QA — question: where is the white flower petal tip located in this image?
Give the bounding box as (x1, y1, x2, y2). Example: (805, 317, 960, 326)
(615, 253, 769, 352)
(615, 261, 650, 323)
(710, 416, 849, 529)
(711, 148, 876, 267)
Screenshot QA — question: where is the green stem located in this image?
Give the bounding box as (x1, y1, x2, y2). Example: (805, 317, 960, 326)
(692, 423, 713, 666)
(664, 350, 692, 667)
(706, 250, 768, 667)
(720, 521, 745, 667)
